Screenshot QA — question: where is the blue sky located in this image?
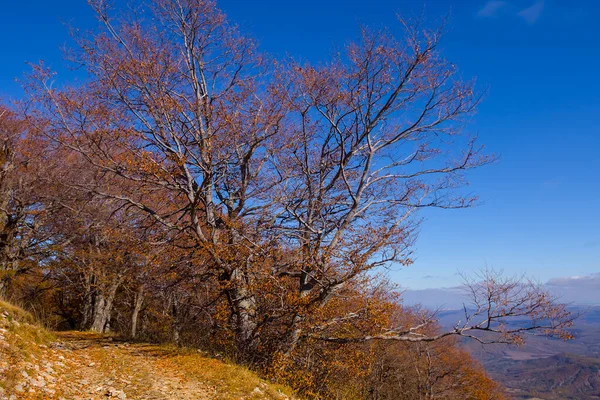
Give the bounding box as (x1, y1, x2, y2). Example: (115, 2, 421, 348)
(1, 0, 599, 297)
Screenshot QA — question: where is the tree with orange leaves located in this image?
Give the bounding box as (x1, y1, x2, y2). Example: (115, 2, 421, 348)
(28, 0, 285, 353)
(0, 104, 61, 297)
(25, 0, 574, 376)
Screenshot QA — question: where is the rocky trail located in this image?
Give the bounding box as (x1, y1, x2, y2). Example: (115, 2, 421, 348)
(0, 305, 294, 400)
(45, 332, 215, 400)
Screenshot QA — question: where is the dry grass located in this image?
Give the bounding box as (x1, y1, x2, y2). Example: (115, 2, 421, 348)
(158, 347, 296, 399)
(0, 299, 35, 323)
(0, 300, 55, 395)
(0, 300, 54, 351)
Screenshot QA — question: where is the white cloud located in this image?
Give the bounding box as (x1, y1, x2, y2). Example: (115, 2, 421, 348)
(546, 273, 600, 287)
(402, 272, 600, 310)
(517, 1, 545, 24)
(546, 273, 600, 304)
(477, 1, 509, 18)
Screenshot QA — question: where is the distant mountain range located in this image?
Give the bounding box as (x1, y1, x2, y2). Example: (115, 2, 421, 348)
(436, 306, 600, 399)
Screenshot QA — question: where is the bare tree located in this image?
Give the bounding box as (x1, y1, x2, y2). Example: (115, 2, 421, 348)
(300, 270, 574, 346)
(26, 0, 573, 363)
(29, 0, 285, 352)
(268, 24, 491, 354)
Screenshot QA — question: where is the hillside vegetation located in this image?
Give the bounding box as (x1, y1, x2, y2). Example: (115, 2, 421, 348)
(0, 300, 295, 400)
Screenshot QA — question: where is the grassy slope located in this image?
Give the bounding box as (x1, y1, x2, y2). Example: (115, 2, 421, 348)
(0, 300, 56, 396)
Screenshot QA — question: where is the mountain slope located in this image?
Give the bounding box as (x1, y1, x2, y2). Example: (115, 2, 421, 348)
(491, 353, 600, 400)
(436, 307, 600, 399)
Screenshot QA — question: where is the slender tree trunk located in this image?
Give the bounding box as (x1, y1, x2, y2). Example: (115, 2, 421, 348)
(0, 277, 8, 299)
(81, 273, 96, 329)
(170, 296, 182, 345)
(172, 324, 181, 345)
(131, 284, 144, 339)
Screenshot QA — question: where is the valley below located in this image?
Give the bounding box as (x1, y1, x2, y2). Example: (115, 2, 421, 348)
(439, 306, 600, 399)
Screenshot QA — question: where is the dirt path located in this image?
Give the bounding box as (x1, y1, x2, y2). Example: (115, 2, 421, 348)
(53, 332, 215, 400)
(0, 301, 294, 400)
(2, 325, 291, 400)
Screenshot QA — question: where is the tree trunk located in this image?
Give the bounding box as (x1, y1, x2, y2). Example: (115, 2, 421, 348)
(0, 277, 8, 299)
(172, 324, 181, 345)
(81, 273, 96, 329)
(227, 267, 258, 355)
(90, 294, 108, 332)
(283, 314, 304, 356)
(170, 295, 182, 345)
(90, 276, 121, 333)
(282, 271, 312, 356)
(131, 284, 144, 339)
